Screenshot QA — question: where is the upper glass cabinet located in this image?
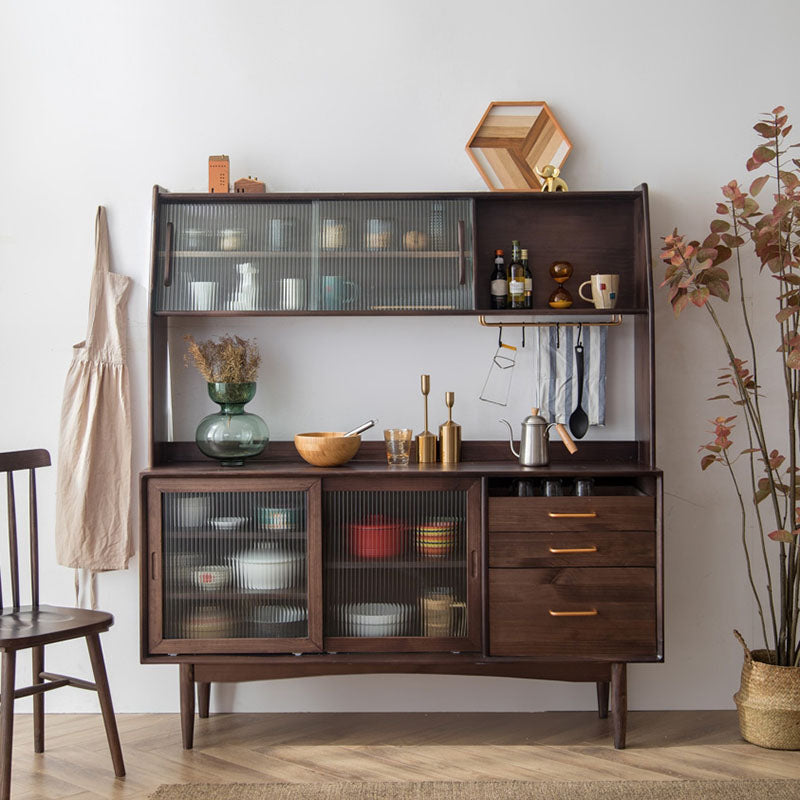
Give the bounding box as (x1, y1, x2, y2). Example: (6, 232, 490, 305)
(153, 195, 475, 313)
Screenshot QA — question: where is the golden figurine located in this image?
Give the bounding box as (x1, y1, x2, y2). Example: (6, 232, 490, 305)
(535, 164, 568, 192)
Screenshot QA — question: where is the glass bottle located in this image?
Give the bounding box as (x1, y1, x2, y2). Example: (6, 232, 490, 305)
(508, 240, 525, 309)
(522, 248, 533, 309)
(490, 249, 507, 309)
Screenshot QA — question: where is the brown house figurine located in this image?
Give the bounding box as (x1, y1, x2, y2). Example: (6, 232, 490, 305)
(234, 176, 267, 194)
(208, 155, 230, 193)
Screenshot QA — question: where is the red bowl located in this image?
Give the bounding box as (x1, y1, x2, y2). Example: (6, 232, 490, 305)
(349, 516, 407, 559)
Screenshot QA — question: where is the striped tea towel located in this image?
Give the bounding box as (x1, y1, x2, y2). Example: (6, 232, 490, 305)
(535, 326, 607, 426)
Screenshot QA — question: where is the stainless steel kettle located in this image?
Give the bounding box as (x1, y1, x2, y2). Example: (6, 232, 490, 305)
(499, 407, 578, 466)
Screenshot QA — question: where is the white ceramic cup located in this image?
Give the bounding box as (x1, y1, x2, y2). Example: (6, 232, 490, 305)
(578, 274, 619, 309)
(190, 281, 217, 311)
(281, 278, 307, 310)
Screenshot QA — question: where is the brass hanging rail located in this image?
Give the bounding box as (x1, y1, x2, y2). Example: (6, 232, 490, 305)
(478, 314, 622, 328)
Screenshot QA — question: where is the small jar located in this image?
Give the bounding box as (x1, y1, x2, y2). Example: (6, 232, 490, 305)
(219, 228, 247, 251)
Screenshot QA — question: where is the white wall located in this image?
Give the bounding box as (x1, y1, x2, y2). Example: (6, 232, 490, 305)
(1, 0, 797, 713)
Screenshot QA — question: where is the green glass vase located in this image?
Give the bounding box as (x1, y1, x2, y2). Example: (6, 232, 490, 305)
(195, 382, 270, 466)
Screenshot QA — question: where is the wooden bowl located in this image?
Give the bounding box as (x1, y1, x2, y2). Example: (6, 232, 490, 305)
(294, 432, 361, 467)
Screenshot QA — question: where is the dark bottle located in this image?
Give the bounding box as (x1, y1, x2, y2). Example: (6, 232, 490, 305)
(508, 240, 526, 309)
(490, 249, 507, 309)
(522, 248, 533, 309)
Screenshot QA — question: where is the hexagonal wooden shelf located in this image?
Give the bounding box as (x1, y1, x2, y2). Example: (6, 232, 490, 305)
(466, 101, 572, 192)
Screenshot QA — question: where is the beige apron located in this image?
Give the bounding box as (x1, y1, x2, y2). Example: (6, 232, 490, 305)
(55, 207, 133, 595)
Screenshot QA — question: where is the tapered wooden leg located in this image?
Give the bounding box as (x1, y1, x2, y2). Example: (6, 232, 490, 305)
(180, 664, 195, 750)
(610, 662, 627, 749)
(596, 680, 609, 719)
(85, 634, 125, 777)
(0, 651, 17, 800)
(197, 681, 210, 719)
(32, 646, 44, 753)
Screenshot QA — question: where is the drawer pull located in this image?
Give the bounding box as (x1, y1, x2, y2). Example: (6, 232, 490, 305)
(548, 512, 597, 518)
(549, 609, 598, 617)
(548, 546, 598, 554)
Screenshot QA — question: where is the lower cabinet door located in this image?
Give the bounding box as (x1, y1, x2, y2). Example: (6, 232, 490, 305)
(489, 568, 656, 660)
(145, 477, 322, 655)
(322, 477, 482, 652)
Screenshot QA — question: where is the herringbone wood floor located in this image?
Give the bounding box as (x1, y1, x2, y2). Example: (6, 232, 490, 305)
(6, 711, 800, 799)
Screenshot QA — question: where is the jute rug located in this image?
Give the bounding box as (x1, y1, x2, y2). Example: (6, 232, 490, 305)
(148, 780, 800, 800)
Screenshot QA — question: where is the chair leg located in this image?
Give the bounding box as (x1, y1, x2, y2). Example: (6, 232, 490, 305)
(0, 651, 17, 800)
(197, 681, 210, 719)
(85, 634, 125, 777)
(180, 663, 195, 750)
(32, 646, 44, 753)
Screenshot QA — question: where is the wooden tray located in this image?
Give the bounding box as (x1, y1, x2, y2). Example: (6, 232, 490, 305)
(466, 101, 572, 191)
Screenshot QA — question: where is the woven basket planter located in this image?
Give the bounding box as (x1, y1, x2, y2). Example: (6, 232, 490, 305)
(733, 630, 800, 749)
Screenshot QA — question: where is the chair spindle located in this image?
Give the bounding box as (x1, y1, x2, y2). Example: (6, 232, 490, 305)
(29, 469, 39, 609)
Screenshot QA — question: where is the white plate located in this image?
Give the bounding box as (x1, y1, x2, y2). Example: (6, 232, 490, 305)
(210, 516, 247, 531)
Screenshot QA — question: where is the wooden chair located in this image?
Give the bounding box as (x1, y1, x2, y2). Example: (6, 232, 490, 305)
(0, 449, 124, 799)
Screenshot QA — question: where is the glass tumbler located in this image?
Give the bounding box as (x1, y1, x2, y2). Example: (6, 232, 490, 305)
(384, 428, 413, 465)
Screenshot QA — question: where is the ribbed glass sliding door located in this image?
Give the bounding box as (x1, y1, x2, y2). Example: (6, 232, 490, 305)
(153, 197, 474, 313)
(146, 478, 322, 654)
(322, 479, 481, 652)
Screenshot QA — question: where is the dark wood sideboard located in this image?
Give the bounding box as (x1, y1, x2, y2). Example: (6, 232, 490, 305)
(141, 186, 660, 749)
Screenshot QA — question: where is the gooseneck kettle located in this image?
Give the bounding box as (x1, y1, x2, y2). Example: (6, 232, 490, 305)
(499, 407, 578, 467)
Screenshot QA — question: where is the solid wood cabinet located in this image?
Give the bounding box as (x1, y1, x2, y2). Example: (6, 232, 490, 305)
(141, 185, 661, 751)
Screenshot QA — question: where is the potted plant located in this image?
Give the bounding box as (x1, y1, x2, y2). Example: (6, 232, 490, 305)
(659, 105, 800, 748)
(184, 334, 269, 466)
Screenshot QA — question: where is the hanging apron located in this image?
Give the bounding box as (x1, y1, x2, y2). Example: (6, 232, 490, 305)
(55, 207, 133, 602)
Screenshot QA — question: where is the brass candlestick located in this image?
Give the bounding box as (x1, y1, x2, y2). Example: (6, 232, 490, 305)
(417, 374, 437, 463)
(438, 391, 462, 464)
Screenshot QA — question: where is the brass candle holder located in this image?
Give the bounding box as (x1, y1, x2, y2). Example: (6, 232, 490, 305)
(438, 391, 462, 464)
(417, 374, 437, 464)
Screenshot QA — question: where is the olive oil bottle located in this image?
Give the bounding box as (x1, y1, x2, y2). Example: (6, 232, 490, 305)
(508, 240, 526, 309)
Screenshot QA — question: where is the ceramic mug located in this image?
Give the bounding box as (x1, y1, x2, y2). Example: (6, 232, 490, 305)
(189, 281, 217, 311)
(280, 278, 306, 310)
(578, 274, 619, 309)
(268, 218, 296, 251)
(321, 275, 359, 310)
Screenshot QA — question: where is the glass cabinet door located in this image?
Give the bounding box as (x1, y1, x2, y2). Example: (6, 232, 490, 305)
(315, 198, 474, 312)
(152, 196, 474, 313)
(145, 478, 321, 655)
(153, 200, 314, 312)
(322, 478, 482, 652)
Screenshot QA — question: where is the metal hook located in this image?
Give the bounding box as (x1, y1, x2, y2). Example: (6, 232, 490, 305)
(576, 322, 583, 348)
(498, 326, 503, 348)
(556, 323, 560, 349)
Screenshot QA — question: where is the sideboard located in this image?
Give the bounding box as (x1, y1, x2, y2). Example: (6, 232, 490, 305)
(141, 186, 660, 749)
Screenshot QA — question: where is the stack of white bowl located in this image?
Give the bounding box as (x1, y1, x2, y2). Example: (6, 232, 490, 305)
(341, 602, 410, 637)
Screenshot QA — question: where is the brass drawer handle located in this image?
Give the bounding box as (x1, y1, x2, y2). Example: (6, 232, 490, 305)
(548, 512, 597, 518)
(549, 609, 598, 617)
(548, 546, 598, 554)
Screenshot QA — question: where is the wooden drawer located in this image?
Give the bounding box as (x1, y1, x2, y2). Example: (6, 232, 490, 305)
(489, 531, 654, 568)
(488, 496, 655, 532)
(488, 568, 656, 659)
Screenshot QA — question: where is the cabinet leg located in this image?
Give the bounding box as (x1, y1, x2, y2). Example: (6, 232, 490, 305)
(596, 680, 609, 719)
(179, 664, 195, 750)
(610, 662, 627, 749)
(197, 681, 210, 719)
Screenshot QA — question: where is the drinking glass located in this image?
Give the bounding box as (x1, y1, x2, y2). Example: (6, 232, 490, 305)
(384, 428, 412, 465)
